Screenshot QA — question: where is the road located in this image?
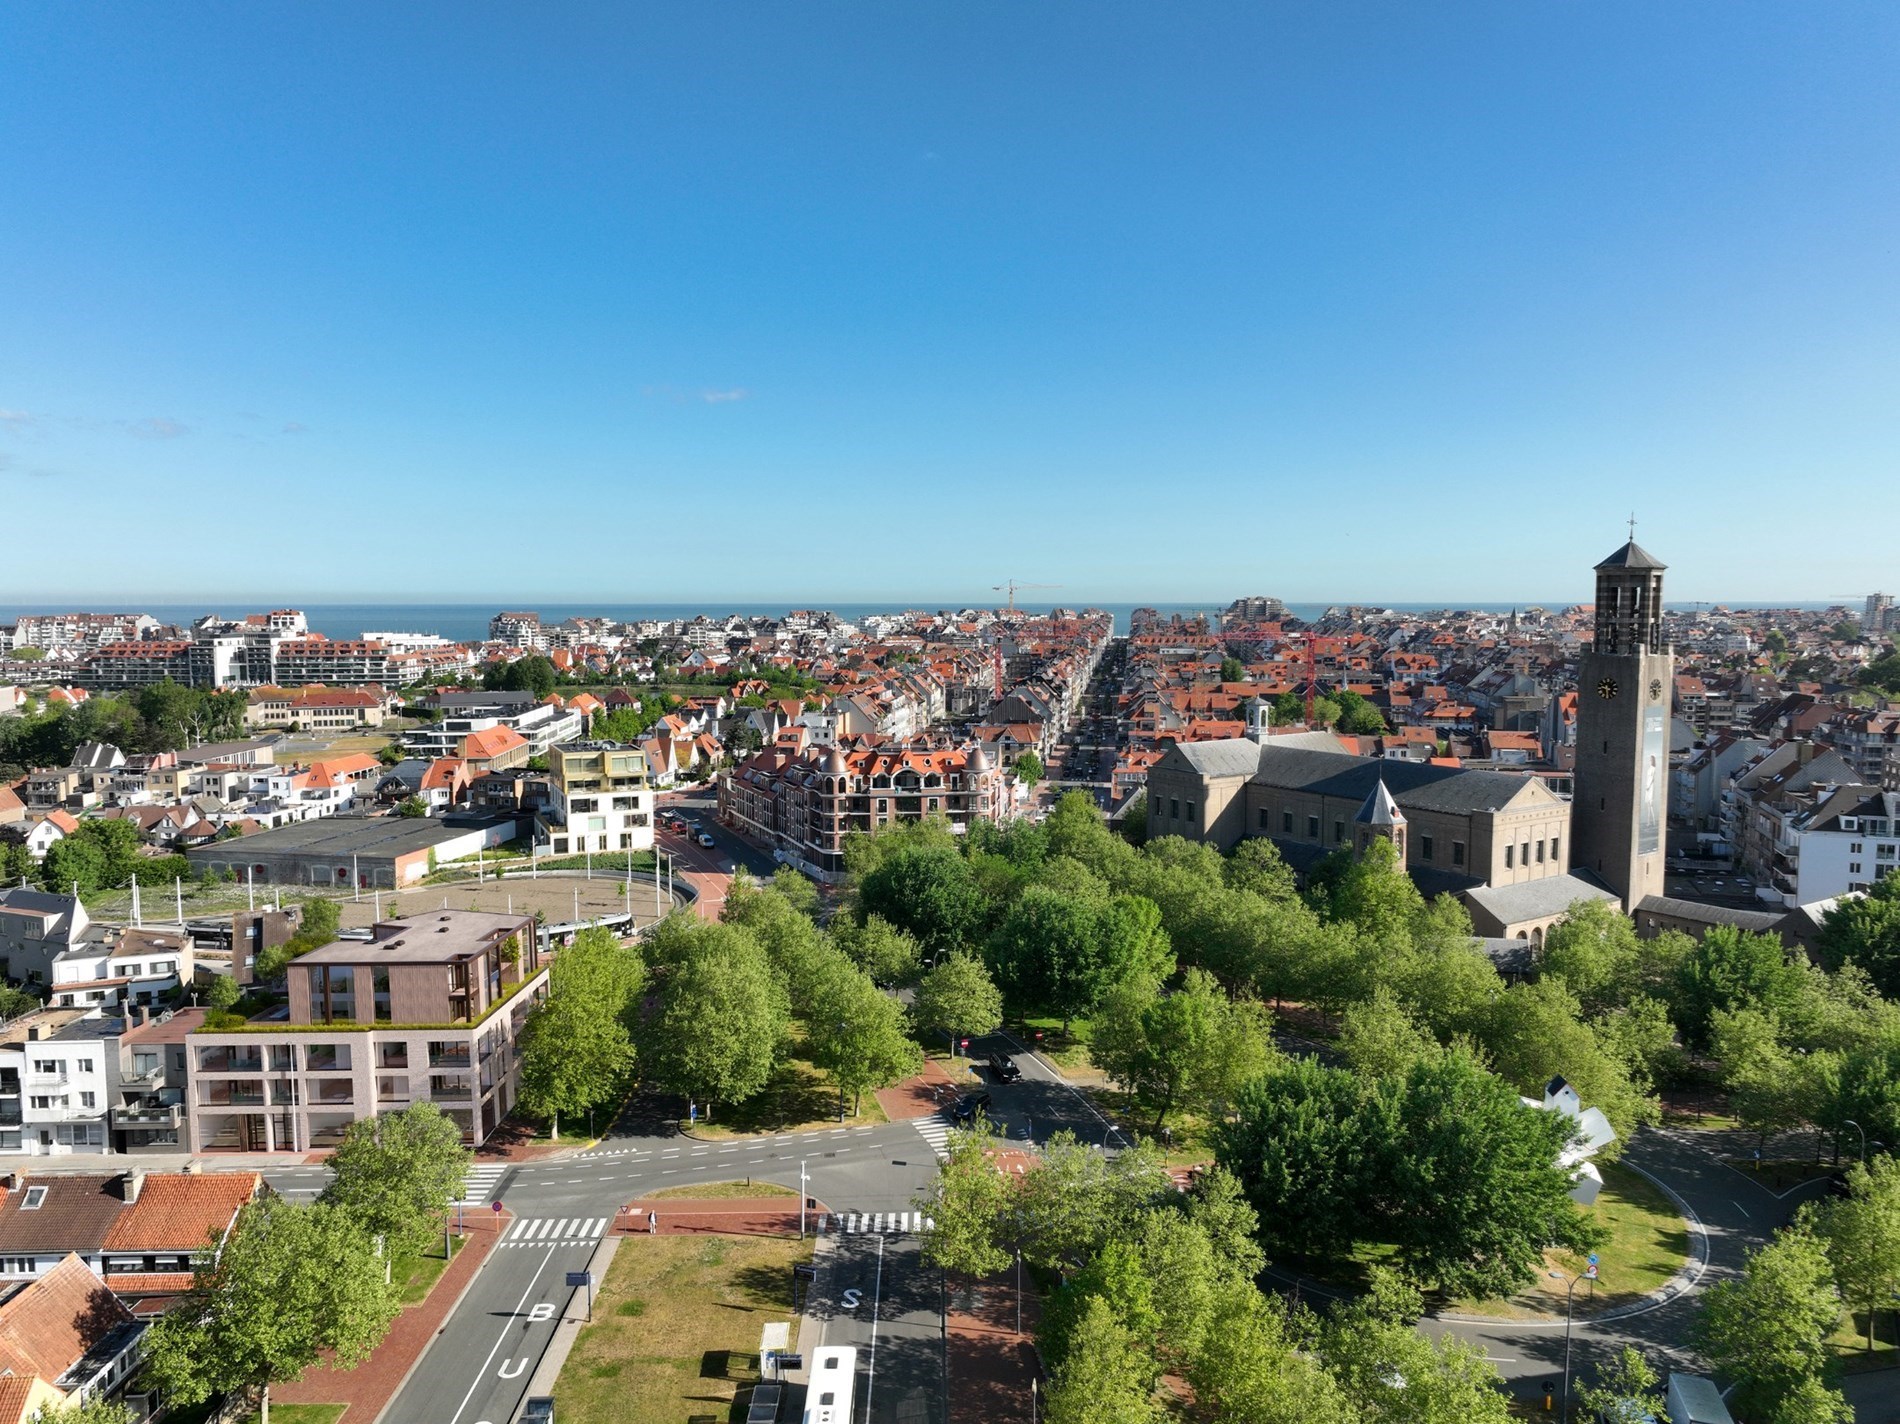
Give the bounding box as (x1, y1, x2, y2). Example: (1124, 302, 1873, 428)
(804, 1234, 944, 1424)
(254, 1017, 1118, 1424)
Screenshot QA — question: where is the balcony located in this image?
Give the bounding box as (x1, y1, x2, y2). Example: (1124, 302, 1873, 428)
(111, 1102, 182, 1130)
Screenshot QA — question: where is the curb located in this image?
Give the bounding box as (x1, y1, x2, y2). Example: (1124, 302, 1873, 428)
(522, 1233, 623, 1399)
(370, 1212, 509, 1424)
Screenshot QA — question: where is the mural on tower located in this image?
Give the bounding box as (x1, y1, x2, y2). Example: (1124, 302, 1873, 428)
(1639, 699, 1666, 856)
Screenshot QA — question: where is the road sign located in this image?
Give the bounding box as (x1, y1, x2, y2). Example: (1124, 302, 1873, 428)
(491, 1200, 503, 1214)
(565, 1271, 592, 1288)
(960, 1038, 969, 1050)
(1587, 1252, 1599, 1266)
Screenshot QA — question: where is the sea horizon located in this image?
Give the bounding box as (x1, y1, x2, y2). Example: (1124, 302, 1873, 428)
(0, 597, 1859, 646)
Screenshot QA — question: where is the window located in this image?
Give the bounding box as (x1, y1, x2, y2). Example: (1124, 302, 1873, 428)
(1521, 842, 1531, 868)
(1536, 840, 1545, 863)
(1452, 841, 1466, 867)
(1506, 845, 1514, 869)
(1550, 835, 1560, 862)
(1282, 810, 1293, 834)
(79, 1092, 95, 1109)
(1850, 863, 1862, 876)
(1851, 842, 1864, 854)
(1170, 798, 1180, 819)
(1185, 802, 1197, 823)
(1420, 834, 1434, 861)
(31, 1060, 56, 1076)
(1307, 815, 1320, 838)
(1258, 809, 1269, 830)
(21, 1187, 46, 1211)
(1333, 820, 1345, 844)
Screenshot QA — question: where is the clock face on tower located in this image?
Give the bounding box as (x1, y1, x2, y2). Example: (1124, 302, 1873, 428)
(1649, 678, 1664, 700)
(1596, 677, 1619, 700)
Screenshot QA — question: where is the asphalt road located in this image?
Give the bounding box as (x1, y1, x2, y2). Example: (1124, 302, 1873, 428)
(803, 1234, 944, 1424)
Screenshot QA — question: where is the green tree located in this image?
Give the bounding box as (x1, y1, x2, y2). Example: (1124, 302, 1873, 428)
(1014, 1133, 1174, 1274)
(1763, 628, 1791, 655)
(1815, 1155, 1900, 1349)
(1319, 1271, 1515, 1423)
(1673, 924, 1808, 1050)
(36, 1399, 136, 1424)
(1216, 1057, 1371, 1263)
(1864, 649, 1900, 695)
(1576, 1346, 1665, 1424)
(1219, 656, 1247, 684)
(1091, 969, 1276, 1131)
(1331, 689, 1388, 735)
(204, 975, 241, 1012)
(0, 984, 39, 1021)
(321, 1103, 472, 1257)
(832, 914, 923, 988)
(1696, 1221, 1844, 1420)
(1539, 898, 1646, 1014)
(917, 1126, 1013, 1278)
(1011, 751, 1043, 787)
(517, 926, 641, 1135)
(255, 897, 343, 982)
(1188, 1278, 1355, 1424)
(396, 795, 429, 818)
(41, 833, 107, 897)
(911, 952, 1004, 1049)
(857, 845, 986, 958)
(1226, 837, 1299, 902)
(642, 934, 785, 1117)
(142, 1197, 399, 1424)
(1469, 976, 1657, 1141)
(804, 955, 922, 1115)
(1375, 1047, 1601, 1298)
(1816, 868, 1900, 999)
(1042, 1295, 1161, 1424)
(0, 839, 35, 886)
(1337, 989, 1441, 1081)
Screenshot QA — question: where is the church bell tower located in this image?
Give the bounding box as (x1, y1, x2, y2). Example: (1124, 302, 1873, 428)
(1572, 533, 1675, 909)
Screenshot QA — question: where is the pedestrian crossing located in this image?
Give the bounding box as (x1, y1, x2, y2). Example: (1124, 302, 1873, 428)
(829, 1211, 934, 1235)
(453, 1163, 509, 1207)
(913, 1114, 953, 1158)
(497, 1216, 609, 1248)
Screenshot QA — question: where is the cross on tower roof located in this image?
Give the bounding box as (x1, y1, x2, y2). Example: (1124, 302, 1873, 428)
(1627, 512, 1637, 541)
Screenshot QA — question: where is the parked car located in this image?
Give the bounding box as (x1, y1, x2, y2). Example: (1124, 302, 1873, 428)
(949, 1091, 994, 1125)
(988, 1050, 1022, 1083)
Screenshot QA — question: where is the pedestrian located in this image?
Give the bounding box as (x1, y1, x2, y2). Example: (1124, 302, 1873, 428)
(648, 1210, 657, 1236)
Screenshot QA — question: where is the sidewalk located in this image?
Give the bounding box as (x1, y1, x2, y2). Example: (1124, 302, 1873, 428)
(273, 1208, 509, 1421)
(874, 1059, 962, 1122)
(617, 1197, 816, 1238)
(948, 1264, 1043, 1424)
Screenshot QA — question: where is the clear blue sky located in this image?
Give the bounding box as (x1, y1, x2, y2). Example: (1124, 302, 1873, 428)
(2, 4, 1895, 607)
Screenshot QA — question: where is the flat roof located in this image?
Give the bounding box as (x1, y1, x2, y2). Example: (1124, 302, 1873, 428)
(185, 814, 511, 861)
(297, 909, 534, 965)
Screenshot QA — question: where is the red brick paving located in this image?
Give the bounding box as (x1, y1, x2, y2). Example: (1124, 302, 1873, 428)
(616, 1198, 813, 1238)
(874, 1058, 962, 1122)
(273, 1209, 509, 1420)
(948, 1265, 1043, 1424)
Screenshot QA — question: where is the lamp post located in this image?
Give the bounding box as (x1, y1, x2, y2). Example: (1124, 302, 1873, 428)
(799, 1158, 809, 1239)
(1548, 1268, 1590, 1420)
(836, 1021, 848, 1121)
(1845, 1118, 1868, 1165)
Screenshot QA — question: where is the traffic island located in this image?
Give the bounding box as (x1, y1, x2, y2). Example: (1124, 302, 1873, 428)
(620, 1181, 814, 1238)
(550, 1225, 814, 1424)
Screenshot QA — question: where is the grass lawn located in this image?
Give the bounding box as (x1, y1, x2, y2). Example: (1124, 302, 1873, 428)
(1455, 1162, 1690, 1318)
(391, 1233, 467, 1306)
(685, 1056, 889, 1138)
(240, 1406, 346, 1424)
(554, 1234, 813, 1424)
(1829, 1309, 1900, 1373)
(1084, 1085, 1216, 1165)
(649, 1181, 798, 1201)
(1017, 1016, 1095, 1074)
(1718, 1156, 1840, 1191)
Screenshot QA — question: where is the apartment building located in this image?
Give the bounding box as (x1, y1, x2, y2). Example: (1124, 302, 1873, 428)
(0, 889, 95, 990)
(244, 685, 396, 731)
(404, 693, 584, 760)
(1793, 788, 1900, 901)
(0, 1012, 120, 1156)
(721, 740, 1005, 881)
(273, 638, 400, 688)
(186, 910, 544, 1150)
(542, 742, 653, 856)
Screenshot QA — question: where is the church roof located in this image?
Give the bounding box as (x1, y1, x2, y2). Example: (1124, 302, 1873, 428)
(1355, 779, 1404, 826)
(1594, 540, 1667, 571)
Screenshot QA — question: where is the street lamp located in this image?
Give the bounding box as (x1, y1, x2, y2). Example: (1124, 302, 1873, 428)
(1548, 1267, 1592, 1420)
(1846, 1118, 1867, 1165)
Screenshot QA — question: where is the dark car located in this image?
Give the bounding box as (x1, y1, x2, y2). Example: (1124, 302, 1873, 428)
(949, 1091, 994, 1125)
(521, 1399, 555, 1424)
(988, 1050, 1022, 1083)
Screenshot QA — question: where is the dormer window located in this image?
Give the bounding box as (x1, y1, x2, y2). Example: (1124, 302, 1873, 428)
(21, 1187, 47, 1210)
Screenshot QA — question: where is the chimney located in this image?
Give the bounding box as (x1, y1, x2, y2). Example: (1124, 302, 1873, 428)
(120, 1170, 146, 1203)
(0, 1173, 19, 1191)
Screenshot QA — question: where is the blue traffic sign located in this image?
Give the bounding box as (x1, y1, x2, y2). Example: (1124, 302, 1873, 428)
(1587, 1252, 1599, 1266)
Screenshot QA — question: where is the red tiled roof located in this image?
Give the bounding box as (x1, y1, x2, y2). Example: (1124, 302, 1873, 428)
(103, 1172, 259, 1252)
(0, 1253, 134, 1382)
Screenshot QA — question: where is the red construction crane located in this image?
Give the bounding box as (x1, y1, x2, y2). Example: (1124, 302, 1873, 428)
(1304, 632, 1319, 725)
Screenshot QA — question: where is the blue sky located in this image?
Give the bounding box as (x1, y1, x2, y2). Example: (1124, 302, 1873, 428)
(2, 4, 1895, 607)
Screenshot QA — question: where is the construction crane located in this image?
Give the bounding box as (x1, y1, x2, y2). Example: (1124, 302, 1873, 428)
(1304, 632, 1319, 725)
(993, 579, 1061, 616)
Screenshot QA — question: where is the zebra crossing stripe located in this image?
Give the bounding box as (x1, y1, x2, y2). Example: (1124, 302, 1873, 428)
(506, 1218, 529, 1241)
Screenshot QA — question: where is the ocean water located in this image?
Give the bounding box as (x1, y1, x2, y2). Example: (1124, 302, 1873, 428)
(0, 598, 1837, 644)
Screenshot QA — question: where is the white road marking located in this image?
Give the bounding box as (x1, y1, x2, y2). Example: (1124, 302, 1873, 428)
(1731, 1199, 1752, 1219)
(444, 1240, 561, 1424)
(864, 1233, 886, 1418)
